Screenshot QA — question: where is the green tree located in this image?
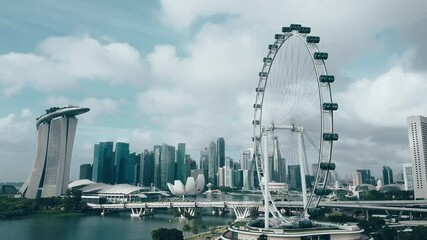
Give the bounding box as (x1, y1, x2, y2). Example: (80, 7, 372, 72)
(357, 217, 385, 234)
(182, 224, 191, 239)
(404, 226, 427, 240)
(191, 225, 198, 234)
(327, 212, 357, 223)
(151, 228, 184, 240)
(63, 189, 85, 212)
(380, 226, 396, 240)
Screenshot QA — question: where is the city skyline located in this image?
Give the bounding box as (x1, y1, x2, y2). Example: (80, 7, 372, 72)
(1, 1, 427, 182)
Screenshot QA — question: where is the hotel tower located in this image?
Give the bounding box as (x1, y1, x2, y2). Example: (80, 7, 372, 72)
(20, 106, 89, 198)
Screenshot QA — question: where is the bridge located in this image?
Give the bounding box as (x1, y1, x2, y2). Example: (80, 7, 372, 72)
(87, 199, 427, 220)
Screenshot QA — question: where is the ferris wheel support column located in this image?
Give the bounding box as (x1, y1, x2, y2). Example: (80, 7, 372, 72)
(263, 129, 270, 229)
(297, 130, 308, 217)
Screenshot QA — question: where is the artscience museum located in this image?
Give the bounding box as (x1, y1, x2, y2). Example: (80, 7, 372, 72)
(167, 174, 205, 196)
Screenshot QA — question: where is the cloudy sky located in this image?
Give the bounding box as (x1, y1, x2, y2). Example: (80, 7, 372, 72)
(1, 0, 427, 182)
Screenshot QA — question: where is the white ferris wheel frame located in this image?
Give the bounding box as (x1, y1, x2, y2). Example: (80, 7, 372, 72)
(252, 29, 336, 228)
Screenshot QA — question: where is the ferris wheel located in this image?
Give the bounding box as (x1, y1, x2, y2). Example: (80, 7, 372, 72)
(252, 24, 338, 227)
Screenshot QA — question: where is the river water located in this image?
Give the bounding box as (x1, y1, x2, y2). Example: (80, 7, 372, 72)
(0, 212, 232, 240)
(0, 194, 263, 240)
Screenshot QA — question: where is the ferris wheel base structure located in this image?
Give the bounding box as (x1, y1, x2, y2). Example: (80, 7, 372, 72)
(221, 220, 364, 240)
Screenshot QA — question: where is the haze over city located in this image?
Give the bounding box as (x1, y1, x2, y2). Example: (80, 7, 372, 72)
(1, 0, 427, 183)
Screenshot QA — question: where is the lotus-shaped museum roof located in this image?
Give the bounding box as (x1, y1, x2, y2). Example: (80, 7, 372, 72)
(167, 174, 205, 196)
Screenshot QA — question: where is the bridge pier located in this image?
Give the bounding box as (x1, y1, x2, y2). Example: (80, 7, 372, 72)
(130, 207, 155, 217)
(101, 208, 106, 216)
(177, 207, 201, 218)
(212, 207, 228, 215)
(232, 206, 258, 221)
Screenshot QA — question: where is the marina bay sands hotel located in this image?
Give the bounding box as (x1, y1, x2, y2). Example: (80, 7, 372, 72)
(20, 106, 89, 199)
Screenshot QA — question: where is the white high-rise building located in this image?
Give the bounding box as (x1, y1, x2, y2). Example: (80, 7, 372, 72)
(224, 166, 234, 188)
(218, 167, 225, 187)
(407, 115, 427, 199)
(20, 106, 89, 198)
(240, 148, 253, 171)
(352, 172, 362, 187)
(403, 163, 414, 191)
(243, 169, 254, 191)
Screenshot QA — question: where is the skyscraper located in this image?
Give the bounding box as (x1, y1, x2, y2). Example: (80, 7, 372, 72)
(92, 141, 114, 183)
(352, 172, 362, 186)
(407, 115, 427, 199)
(124, 152, 138, 184)
(79, 164, 92, 180)
(382, 166, 394, 185)
(176, 143, 186, 182)
(217, 137, 225, 168)
(271, 137, 286, 183)
(159, 143, 175, 190)
(356, 169, 372, 184)
(115, 142, 130, 184)
(243, 169, 254, 191)
(235, 169, 244, 189)
(224, 166, 234, 188)
(200, 147, 209, 183)
(19, 106, 89, 198)
(153, 145, 162, 188)
(185, 154, 194, 178)
(240, 149, 251, 171)
(140, 149, 155, 187)
(218, 167, 225, 187)
(288, 165, 302, 191)
(403, 163, 414, 191)
(208, 141, 217, 185)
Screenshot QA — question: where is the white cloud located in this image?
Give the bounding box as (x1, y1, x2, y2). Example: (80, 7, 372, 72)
(0, 35, 145, 96)
(137, 88, 195, 115)
(0, 113, 16, 130)
(338, 65, 427, 127)
(0, 111, 35, 181)
(159, 0, 235, 30)
(148, 22, 262, 88)
(20, 108, 33, 118)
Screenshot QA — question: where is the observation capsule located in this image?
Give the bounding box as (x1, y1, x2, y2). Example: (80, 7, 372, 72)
(306, 36, 320, 43)
(299, 27, 311, 34)
(323, 133, 339, 141)
(322, 103, 339, 111)
(268, 44, 278, 50)
(319, 75, 335, 83)
(253, 104, 262, 108)
(290, 24, 302, 31)
(263, 57, 272, 63)
(314, 52, 328, 60)
(275, 34, 283, 39)
(259, 72, 268, 77)
(282, 27, 292, 33)
(320, 162, 336, 171)
(252, 120, 260, 125)
(256, 88, 264, 93)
